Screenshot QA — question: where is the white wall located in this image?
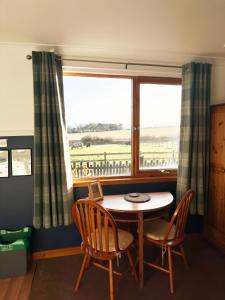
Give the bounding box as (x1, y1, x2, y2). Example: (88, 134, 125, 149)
(0, 44, 225, 136)
(0, 45, 34, 136)
(211, 61, 225, 105)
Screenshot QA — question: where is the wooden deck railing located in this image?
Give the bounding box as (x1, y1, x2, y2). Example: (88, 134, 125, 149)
(70, 151, 178, 178)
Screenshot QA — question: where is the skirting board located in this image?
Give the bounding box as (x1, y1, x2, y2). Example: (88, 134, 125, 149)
(32, 246, 83, 261)
(32, 233, 202, 261)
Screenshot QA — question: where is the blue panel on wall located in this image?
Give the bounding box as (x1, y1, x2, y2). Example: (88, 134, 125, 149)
(0, 136, 34, 229)
(33, 181, 177, 252)
(0, 136, 202, 252)
(32, 224, 81, 252)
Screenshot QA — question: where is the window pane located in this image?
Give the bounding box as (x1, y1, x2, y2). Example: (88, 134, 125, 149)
(63, 76, 132, 178)
(139, 84, 181, 170)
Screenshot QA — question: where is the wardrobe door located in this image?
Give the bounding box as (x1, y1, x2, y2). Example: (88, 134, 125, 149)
(210, 106, 225, 169)
(206, 105, 225, 252)
(208, 169, 225, 232)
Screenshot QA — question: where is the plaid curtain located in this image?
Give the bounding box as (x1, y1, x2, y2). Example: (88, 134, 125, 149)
(32, 51, 73, 229)
(176, 62, 211, 215)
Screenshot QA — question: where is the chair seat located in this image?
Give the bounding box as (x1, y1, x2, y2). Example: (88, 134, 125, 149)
(91, 227, 134, 252)
(143, 219, 176, 241)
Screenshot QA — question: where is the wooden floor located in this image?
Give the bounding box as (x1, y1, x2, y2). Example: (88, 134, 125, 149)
(0, 263, 36, 300)
(31, 239, 225, 300)
(1, 240, 225, 300)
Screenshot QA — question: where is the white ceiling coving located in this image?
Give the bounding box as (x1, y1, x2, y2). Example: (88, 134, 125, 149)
(0, 0, 225, 61)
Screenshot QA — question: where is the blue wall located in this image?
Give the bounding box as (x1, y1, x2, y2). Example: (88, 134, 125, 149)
(0, 136, 202, 253)
(32, 181, 177, 251)
(0, 136, 34, 229)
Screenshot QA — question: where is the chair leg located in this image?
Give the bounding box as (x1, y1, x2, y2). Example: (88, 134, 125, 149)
(127, 249, 138, 281)
(168, 247, 174, 294)
(85, 256, 91, 270)
(109, 259, 114, 300)
(75, 253, 88, 291)
(179, 244, 189, 270)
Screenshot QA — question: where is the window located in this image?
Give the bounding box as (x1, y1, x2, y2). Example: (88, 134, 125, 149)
(63, 74, 181, 183)
(136, 77, 182, 175)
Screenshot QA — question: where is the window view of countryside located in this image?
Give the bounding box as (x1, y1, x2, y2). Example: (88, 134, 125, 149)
(63, 76, 181, 178)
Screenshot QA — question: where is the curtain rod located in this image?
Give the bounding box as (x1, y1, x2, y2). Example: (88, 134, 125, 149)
(26, 55, 182, 69)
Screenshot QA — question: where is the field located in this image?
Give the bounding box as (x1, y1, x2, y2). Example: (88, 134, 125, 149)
(68, 127, 179, 177)
(70, 142, 178, 178)
(68, 126, 179, 142)
(70, 142, 178, 163)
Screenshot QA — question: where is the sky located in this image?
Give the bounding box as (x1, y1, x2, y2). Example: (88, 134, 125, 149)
(63, 76, 181, 129)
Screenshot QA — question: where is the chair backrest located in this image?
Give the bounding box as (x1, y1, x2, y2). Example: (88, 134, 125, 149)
(163, 190, 194, 244)
(72, 199, 120, 258)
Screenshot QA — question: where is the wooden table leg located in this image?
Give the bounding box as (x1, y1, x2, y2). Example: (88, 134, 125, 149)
(138, 212, 144, 288)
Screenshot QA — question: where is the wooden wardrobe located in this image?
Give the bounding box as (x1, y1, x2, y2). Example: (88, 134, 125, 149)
(205, 104, 225, 253)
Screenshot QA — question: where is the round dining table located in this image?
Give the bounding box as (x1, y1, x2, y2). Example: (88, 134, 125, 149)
(98, 191, 174, 288)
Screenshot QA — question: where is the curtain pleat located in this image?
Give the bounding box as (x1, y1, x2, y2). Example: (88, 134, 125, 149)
(32, 51, 73, 229)
(176, 62, 211, 215)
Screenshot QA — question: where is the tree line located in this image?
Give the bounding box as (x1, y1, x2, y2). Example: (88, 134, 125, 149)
(67, 123, 123, 133)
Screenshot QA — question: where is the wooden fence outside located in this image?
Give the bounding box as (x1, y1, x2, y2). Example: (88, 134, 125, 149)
(70, 151, 178, 178)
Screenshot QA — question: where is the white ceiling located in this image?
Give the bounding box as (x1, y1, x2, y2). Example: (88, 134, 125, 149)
(1, 0, 225, 62)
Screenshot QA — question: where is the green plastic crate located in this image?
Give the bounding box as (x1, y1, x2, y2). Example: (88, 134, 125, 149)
(0, 227, 32, 243)
(0, 227, 32, 277)
(0, 239, 30, 278)
(0, 239, 29, 252)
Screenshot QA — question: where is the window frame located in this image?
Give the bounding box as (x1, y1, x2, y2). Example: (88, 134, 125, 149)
(63, 72, 181, 187)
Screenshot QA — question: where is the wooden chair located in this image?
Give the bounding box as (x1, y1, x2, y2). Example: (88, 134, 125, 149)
(72, 199, 138, 300)
(142, 189, 194, 293)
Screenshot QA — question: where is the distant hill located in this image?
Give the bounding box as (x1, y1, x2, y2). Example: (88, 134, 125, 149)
(68, 127, 179, 141)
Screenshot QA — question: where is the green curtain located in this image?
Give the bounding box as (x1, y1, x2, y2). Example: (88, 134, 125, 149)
(32, 51, 73, 229)
(176, 62, 211, 215)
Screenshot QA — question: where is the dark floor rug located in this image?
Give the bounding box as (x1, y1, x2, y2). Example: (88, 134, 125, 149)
(30, 239, 225, 300)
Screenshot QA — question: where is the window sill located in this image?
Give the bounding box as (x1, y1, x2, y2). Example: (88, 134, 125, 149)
(73, 174, 177, 187)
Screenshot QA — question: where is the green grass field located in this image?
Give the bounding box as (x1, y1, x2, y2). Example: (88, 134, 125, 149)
(68, 126, 179, 141)
(68, 126, 179, 164)
(70, 142, 178, 163)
